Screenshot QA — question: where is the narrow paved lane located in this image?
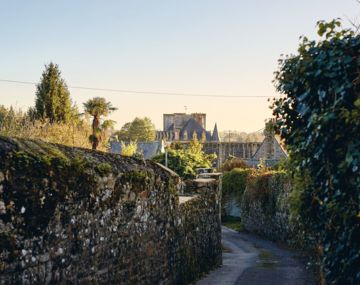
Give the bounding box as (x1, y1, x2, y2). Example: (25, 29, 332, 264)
(197, 227, 315, 285)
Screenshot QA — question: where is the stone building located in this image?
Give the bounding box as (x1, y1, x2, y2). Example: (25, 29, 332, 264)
(156, 113, 219, 142)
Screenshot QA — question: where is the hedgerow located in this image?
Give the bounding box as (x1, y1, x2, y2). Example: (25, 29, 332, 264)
(221, 157, 250, 172)
(221, 168, 254, 216)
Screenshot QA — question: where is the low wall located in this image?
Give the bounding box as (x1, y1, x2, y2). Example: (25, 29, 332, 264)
(223, 195, 241, 217)
(0, 136, 221, 284)
(175, 179, 222, 284)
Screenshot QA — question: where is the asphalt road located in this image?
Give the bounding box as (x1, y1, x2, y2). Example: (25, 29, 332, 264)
(197, 227, 316, 285)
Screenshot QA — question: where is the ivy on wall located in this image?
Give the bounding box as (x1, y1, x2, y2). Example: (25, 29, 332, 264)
(222, 168, 254, 216)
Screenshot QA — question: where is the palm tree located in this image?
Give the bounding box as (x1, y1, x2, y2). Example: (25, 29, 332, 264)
(83, 97, 117, 150)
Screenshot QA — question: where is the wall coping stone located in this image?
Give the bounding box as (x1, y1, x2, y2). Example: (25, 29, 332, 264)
(179, 195, 199, 204)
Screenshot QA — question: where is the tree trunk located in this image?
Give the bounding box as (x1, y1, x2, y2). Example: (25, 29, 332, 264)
(92, 115, 100, 150)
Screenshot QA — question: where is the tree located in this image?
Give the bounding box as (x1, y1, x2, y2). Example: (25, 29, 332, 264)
(83, 97, 117, 150)
(152, 139, 216, 179)
(34, 63, 74, 123)
(116, 117, 155, 142)
(272, 20, 360, 284)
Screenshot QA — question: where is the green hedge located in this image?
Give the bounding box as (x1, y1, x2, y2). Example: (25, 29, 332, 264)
(221, 168, 254, 216)
(242, 171, 287, 216)
(221, 158, 250, 172)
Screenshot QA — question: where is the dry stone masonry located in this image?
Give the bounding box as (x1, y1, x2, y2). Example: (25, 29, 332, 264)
(0, 136, 221, 284)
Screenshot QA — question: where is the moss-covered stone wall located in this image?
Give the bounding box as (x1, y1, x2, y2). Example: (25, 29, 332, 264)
(240, 171, 304, 248)
(0, 136, 221, 284)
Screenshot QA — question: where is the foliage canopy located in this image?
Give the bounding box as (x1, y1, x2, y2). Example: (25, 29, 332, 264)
(116, 117, 156, 142)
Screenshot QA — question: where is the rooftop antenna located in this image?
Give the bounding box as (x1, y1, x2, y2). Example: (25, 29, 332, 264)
(184, 106, 188, 113)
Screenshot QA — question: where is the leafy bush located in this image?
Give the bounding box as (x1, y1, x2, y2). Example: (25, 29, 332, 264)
(221, 157, 250, 172)
(120, 141, 137, 157)
(152, 139, 216, 179)
(222, 168, 253, 196)
(271, 158, 289, 171)
(272, 20, 360, 284)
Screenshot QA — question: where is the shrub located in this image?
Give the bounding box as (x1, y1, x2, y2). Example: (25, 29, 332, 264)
(120, 141, 137, 157)
(0, 106, 107, 150)
(221, 157, 249, 172)
(152, 139, 216, 179)
(271, 158, 289, 171)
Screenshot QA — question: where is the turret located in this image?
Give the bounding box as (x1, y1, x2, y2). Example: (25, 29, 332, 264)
(212, 123, 219, 141)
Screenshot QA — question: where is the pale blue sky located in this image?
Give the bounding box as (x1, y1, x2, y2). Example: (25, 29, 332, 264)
(1, 0, 359, 132)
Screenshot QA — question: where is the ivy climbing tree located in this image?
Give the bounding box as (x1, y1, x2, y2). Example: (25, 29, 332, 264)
(272, 20, 360, 284)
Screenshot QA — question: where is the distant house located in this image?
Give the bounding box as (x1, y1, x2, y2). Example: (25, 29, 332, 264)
(246, 133, 287, 167)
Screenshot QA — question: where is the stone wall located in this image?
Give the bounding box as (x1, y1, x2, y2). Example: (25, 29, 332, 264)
(174, 179, 222, 284)
(0, 136, 221, 284)
(240, 172, 304, 248)
(203, 142, 261, 167)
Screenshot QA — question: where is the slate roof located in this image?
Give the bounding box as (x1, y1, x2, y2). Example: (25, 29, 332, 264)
(180, 118, 207, 140)
(158, 116, 219, 142)
(166, 123, 174, 132)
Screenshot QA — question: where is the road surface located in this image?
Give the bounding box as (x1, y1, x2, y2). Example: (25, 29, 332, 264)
(197, 227, 315, 285)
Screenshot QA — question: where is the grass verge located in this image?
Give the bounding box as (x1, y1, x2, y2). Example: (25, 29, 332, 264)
(222, 215, 243, 232)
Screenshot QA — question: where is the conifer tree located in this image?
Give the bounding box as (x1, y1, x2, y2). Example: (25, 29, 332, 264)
(34, 62, 73, 123)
